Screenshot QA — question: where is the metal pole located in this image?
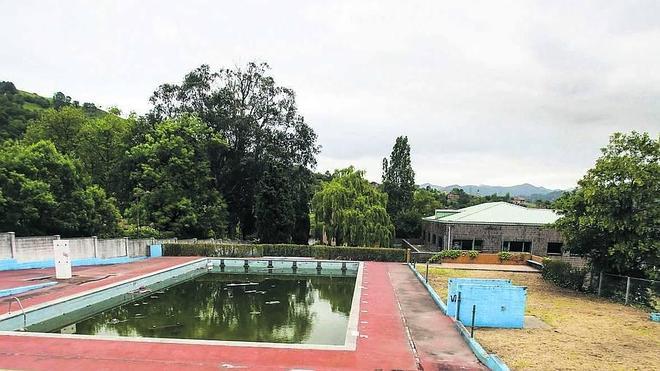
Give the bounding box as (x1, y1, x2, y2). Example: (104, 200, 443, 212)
(597, 271, 603, 296)
(456, 292, 462, 321)
(425, 261, 429, 283)
(625, 276, 631, 305)
(470, 305, 476, 338)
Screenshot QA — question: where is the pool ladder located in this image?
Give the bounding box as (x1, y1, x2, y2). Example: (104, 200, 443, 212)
(7, 296, 27, 331)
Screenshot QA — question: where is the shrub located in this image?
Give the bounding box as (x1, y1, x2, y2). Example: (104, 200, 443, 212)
(428, 249, 462, 262)
(498, 251, 513, 261)
(162, 243, 406, 262)
(541, 259, 588, 291)
(467, 250, 479, 259)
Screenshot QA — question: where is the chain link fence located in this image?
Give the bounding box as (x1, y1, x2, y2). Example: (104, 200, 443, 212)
(588, 272, 659, 311)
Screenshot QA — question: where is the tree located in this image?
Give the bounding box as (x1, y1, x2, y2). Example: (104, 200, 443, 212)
(52, 92, 72, 110)
(382, 136, 416, 237)
(126, 115, 228, 238)
(554, 132, 659, 278)
(148, 62, 319, 239)
(0, 140, 121, 236)
(255, 163, 295, 243)
(312, 167, 394, 247)
(24, 106, 88, 155)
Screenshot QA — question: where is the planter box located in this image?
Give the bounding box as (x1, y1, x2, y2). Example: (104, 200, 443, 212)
(441, 253, 530, 265)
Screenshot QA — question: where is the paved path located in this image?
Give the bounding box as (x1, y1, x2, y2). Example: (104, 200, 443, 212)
(431, 263, 540, 272)
(388, 263, 487, 370)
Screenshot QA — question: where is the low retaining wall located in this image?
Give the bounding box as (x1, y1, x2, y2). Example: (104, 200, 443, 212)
(0, 232, 173, 271)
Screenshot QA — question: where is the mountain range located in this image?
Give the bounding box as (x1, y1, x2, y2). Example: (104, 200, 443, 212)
(419, 183, 566, 201)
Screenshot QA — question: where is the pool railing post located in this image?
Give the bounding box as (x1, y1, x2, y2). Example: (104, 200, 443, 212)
(470, 304, 476, 338)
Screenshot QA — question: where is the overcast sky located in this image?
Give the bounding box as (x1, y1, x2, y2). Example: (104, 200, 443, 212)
(1, 1, 659, 189)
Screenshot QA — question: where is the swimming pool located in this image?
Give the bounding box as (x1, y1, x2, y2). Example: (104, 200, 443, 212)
(0, 258, 363, 350)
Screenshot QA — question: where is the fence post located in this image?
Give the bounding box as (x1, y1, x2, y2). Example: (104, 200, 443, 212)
(406, 248, 411, 264)
(597, 271, 603, 296)
(470, 304, 476, 338)
(625, 276, 631, 305)
(425, 260, 429, 283)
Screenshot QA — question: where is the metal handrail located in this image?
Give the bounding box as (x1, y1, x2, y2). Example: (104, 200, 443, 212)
(8, 296, 27, 330)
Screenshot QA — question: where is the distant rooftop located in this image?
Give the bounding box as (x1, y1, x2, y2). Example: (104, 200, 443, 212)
(422, 202, 560, 226)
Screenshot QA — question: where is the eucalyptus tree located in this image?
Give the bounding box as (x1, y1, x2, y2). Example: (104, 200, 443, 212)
(312, 167, 394, 247)
(149, 62, 319, 241)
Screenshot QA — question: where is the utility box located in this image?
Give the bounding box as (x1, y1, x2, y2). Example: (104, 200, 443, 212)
(53, 240, 72, 279)
(148, 244, 162, 258)
(447, 277, 527, 329)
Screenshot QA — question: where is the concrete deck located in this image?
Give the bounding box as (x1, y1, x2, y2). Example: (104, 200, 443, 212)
(389, 264, 486, 370)
(0, 260, 486, 370)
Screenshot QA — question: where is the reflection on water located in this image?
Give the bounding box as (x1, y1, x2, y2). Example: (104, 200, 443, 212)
(50, 273, 356, 345)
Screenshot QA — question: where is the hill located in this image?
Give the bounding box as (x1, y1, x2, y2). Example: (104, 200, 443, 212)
(419, 182, 565, 200)
(0, 81, 106, 140)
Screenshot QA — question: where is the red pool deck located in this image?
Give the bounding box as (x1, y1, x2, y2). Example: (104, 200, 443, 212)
(0, 259, 485, 370)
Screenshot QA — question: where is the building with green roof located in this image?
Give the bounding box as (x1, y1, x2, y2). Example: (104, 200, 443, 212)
(421, 202, 565, 256)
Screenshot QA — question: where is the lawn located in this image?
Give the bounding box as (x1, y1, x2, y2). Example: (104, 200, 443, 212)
(421, 267, 660, 371)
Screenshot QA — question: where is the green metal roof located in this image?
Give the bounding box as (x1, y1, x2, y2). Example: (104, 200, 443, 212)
(422, 202, 560, 226)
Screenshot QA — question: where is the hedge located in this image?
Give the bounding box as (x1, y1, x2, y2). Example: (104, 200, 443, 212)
(163, 243, 407, 262)
(541, 258, 588, 291)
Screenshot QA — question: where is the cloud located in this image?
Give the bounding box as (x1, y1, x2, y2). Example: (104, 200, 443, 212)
(1, 0, 658, 189)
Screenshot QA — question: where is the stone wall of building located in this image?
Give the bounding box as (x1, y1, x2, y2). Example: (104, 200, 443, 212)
(421, 221, 565, 256)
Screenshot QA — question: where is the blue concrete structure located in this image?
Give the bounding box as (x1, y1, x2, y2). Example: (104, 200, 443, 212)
(447, 278, 511, 317)
(148, 244, 163, 257)
(447, 277, 526, 329)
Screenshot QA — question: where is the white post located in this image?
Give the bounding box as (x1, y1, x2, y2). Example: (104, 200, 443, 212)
(8, 232, 16, 259)
(92, 236, 98, 258)
(124, 237, 129, 257)
(54, 240, 72, 279)
(625, 276, 631, 305)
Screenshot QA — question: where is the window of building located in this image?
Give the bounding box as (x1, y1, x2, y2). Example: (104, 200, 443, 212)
(452, 239, 483, 250)
(437, 237, 443, 247)
(547, 242, 563, 255)
(502, 241, 532, 252)
(423, 231, 426, 242)
(432, 234, 436, 245)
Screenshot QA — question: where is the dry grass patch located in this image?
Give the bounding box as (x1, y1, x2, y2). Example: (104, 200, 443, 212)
(422, 267, 660, 371)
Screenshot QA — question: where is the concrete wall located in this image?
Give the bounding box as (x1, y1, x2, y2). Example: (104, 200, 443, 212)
(0, 232, 161, 270)
(422, 221, 565, 256)
(14, 235, 60, 262)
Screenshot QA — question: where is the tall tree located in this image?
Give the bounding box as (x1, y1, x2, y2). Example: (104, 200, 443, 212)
(382, 136, 416, 237)
(126, 115, 228, 238)
(148, 62, 319, 240)
(312, 167, 394, 247)
(554, 132, 659, 278)
(0, 140, 121, 237)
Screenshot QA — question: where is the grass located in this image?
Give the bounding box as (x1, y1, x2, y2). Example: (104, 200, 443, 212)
(422, 267, 660, 371)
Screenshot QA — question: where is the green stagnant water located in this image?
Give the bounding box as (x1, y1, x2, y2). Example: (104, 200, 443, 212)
(46, 273, 356, 345)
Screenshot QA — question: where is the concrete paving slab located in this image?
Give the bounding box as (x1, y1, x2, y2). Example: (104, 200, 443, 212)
(388, 263, 487, 370)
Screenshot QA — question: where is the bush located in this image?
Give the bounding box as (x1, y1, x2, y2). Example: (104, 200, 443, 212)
(498, 251, 513, 261)
(428, 249, 462, 262)
(162, 243, 406, 262)
(467, 250, 479, 259)
(541, 259, 588, 291)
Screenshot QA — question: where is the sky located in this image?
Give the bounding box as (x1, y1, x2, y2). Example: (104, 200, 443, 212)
(1, 1, 659, 190)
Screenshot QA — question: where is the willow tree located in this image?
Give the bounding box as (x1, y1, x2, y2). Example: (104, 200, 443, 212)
(312, 167, 394, 247)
